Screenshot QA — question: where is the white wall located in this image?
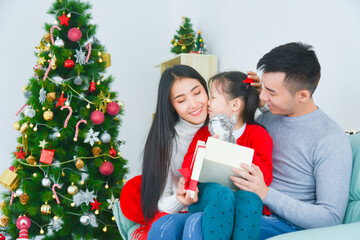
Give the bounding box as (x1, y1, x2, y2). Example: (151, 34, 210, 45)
(1, 0, 359, 183)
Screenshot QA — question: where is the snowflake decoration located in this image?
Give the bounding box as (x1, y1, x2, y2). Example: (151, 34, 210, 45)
(73, 189, 97, 206)
(39, 88, 47, 104)
(74, 76, 83, 85)
(49, 217, 64, 232)
(107, 194, 119, 210)
(75, 48, 86, 65)
(24, 90, 32, 99)
(52, 76, 64, 86)
(84, 128, 100, 146)
(39, 139, 48, 149)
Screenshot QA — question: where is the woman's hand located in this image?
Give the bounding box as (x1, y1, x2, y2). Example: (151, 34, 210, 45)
(176, 177, 199, 205)
(230, 163, 269, 200)
(247, 71, 265, 108)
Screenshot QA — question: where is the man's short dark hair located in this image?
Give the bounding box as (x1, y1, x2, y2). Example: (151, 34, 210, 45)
(257, 42, 321, 96)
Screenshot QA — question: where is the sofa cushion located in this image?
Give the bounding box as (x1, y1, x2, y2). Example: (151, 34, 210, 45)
(343, 134, 360, 224)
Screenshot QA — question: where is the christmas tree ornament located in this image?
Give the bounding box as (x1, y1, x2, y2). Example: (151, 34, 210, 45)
(74, 76, 82, 85)
(24, 107, 36, 118)
(89, 80, 96, 92)
(41, 176, 51, 187)
(74, 119, 87, 141)
(50, 25, 61, 45)
(75, 47, 86, 65)
(52, 183, 61, 204)
(37, 56, 46, 65)
(40, 202, 52, 215)
(64, 58, 75, 68)
(54, 37, 64, 47)
(100, 132, 111, 143)
(43, 109, 54, 121)
(20, 122, 28, 134)
(20, 193, 29, 205)
(92, 146, 102, 157)
(90, 110, 105, 125)
(58, 12, 70, 26)
(102, 53, 111, 68)
(73, 188, 96, 206)
(56, 92, 67, 108)
(60, 105, 73, 128)
(106, 194, 119, 210)
(43, 59, 52, 81)
(16, 216, 31, 230)
(68, 27, 82, 42)
(39, 139, 48, 149)
(84, 128, 100, 146)
(49, 216, 64, 232)
(99, 161, 114, 176)
(39, 149, 55, 164)
(118, 100, 125, 109)
(106, 102, 120, 116)
(14, 147, 26, 159)
(39, 88, 47, 104)
(14, 121, 20, 130)
(103, 226, 108, 232)
(40, 229, 44, 234)
(15, 188, 24, 197)
(44, 32, 51, 42)
(90, 198, 101, 211)
(75, 158, 84, 169)
(0, 215, 9, 227)
(80, 214, 90, 226)
(85, 42, 92, 63)
(67, 182, 79, 195)
(46, 92, 56, 102)
(50, 55, 57, 70)
(109, 147, 116, 157)
(26, 155, 37, 165)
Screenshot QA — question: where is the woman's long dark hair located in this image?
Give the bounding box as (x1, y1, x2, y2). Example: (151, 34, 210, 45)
(141, 65, 208, 222)
(208, 71, 263, 127)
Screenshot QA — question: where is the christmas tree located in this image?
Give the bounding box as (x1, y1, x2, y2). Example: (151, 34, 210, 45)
(192, 30, 208, 54)
(0, 0, 127, 239)
(171, 17, 196, 54)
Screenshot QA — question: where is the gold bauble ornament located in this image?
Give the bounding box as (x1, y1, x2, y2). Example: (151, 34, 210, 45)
(26, 155, 37, 165)
(75, 159, 84, 170)
(20, 193, 29, 205)
(43, 109, 54, 121)
(118, 100, 125, 109)
(14, 121, 20, 130)
(41, 202, 52, 215)
(44, 32, 51, 42)
(181, 45, 186, 50)
(0, 215, 9, 227)
(46, 92, 56, 102)
(92, 147, 102, 157)
(67, 182, 79, 196)
(174, 42, 178, 47)
(20, 122, 28, 134)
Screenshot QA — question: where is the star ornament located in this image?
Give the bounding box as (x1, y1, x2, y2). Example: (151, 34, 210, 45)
(37, 56, 46, 65)
(56, 92, 68, 108)
(58, 13, 70, 26)
(39, 139, 48, 149)
(74, 48, 86, 65)
(107, 194, 119, 210)
(90, 198, 102, 211)
(14, 147, 26, 159)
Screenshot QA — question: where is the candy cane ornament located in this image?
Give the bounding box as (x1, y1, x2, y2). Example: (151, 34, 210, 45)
(50, 25, 61, 45)
(10, 191, 15, 205)
(60, 106, 73, 128)
(16, 104, 29, 116)
(85, 43, 92, 63)
(43, 60, 52, 81)
(52, 184, 61, 204)
(74, 120, 87, 141)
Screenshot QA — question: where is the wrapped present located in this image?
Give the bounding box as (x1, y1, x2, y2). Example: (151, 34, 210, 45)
(102, 53, 111, 68)
(39, 149, 55, 165)
(0, 169, 20, 191)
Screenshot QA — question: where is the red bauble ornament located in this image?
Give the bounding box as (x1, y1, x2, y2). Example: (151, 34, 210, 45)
(16, 216, 31, 230)
(106, 102, 120, 116)
(68, 27, 82, 42)
(89, 81, 96, 92)
(90, 111, 105, 125)
(109, 148, 116, 157)
(0, 233, 5, 240)
(99, 161, 114, 175)
(64, 59, 75, 68)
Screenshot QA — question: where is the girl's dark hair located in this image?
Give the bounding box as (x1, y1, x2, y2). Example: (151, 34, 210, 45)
(209, 71, 262, 127)
(141, 65, 208, 222)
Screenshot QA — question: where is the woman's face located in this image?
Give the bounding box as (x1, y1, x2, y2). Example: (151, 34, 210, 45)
(170, 77, 208, 125)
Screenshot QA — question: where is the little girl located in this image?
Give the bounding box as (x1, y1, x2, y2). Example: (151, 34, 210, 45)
(148, 71, 273, 240)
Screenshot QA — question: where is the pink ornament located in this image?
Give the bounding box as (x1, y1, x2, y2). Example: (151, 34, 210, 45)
(68, 27, 82, 42)
(90, 111, 105, 125)
(106, 102, 120, 116)
(16, 216, 31, 230)
(99, 161, 114, 175)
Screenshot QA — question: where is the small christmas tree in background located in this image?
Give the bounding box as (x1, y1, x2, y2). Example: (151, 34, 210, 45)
(191, 30, 208, 54)
(171, 17, 195, 54)
(0, 0, 127, 239)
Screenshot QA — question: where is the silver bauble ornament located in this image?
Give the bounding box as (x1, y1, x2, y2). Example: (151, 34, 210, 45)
(80, 215, 90, 226)
(67, 183, 79, 196)
(24, 108, 36, 118)
(15, 189, 24, 197)
(54, 37, 64, 47)
(100, 132, 111, 143)
(42, 177, 51, 187)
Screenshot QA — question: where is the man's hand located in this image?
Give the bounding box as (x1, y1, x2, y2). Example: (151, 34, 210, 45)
(230, 163, 269, 200)
(247, 71, 265, 108)
(176, 177, 199, 205)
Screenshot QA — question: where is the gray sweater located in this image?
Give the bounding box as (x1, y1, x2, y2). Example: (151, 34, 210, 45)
(257, 108, 352, 229)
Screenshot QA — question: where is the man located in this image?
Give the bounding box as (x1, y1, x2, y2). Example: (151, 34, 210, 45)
(232, 42, 353, 239)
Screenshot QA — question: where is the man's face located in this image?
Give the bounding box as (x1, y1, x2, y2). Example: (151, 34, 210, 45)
(260, 72, 298, 116)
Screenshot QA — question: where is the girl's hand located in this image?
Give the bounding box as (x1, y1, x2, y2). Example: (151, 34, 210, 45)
(247, 71, 265, 108)
(230, 163, 269, 200)
(176, 177, 199, 205)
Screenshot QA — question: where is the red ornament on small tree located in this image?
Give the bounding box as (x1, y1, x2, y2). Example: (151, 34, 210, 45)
(64, 59, 75, 68)
(109, 148, 116, 157)
(99, 161, 114, 176)
(68, 27, 82, 42)
(90, 110, 105, 125)
(39, 149, 55, 164)
(106, 102, 120, 116)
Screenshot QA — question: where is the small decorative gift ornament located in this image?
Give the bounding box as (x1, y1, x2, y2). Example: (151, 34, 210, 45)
(41, 202, 52, 215)
(0, 169, 20, 191)
(39, 149, 55, 164)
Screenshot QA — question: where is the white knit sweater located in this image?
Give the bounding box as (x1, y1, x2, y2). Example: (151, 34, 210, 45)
(157, 118, 203, 213)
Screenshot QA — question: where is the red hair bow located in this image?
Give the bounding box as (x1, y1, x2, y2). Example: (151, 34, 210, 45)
(243, 77, 254, 84)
